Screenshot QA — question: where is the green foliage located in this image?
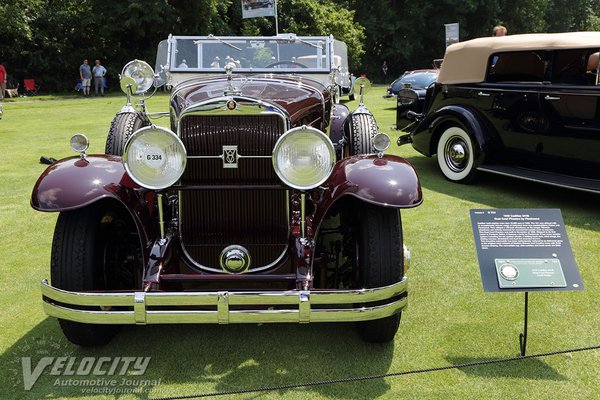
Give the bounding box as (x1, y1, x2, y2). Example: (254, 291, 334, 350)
(0, 0, 42, 70)
(3, 0, 600, 91)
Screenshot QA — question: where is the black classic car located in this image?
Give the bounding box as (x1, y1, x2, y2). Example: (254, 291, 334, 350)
(398, 32, 600, 193)
(384, 69, 439, 131)
(384, 69, 439, 99)
(32, 34, 423, 346)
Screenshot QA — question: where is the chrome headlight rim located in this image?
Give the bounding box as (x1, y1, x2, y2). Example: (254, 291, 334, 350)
(272, 125, 336, 191)
(123, 125, 187, 190)
(70, 133, 90, 153)
(120, 59, 155, 95)
(373, 132, 391, 153)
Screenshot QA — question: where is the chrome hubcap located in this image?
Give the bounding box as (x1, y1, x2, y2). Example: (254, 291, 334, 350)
(444, 136, 468, 172)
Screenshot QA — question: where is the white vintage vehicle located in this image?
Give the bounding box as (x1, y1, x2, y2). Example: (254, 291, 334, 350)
(155, 33, 359, 102)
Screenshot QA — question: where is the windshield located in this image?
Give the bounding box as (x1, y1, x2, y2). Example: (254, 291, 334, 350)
(168, 35, 332, 72)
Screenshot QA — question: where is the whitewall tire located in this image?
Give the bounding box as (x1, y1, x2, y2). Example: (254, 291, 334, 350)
(436, 126, 478, 183)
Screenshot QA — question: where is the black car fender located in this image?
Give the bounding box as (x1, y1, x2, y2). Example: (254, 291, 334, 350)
(416, 105, 499, 163)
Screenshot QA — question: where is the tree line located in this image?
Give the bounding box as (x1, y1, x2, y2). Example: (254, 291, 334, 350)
(2, 0, 600, 92)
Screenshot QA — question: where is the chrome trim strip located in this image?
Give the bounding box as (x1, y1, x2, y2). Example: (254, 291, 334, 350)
(187, 155, 272, 159)
(157, 193, 165, 240)
(40, 278, 407, 324)
(477, 167, 600, 195)
(301, 193, 306, 238)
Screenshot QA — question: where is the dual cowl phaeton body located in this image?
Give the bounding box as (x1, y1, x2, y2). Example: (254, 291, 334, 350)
(32, 34, 422, 346)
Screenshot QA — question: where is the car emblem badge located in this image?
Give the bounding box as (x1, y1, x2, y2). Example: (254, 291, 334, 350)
(226, 99, 237, 110)
(222, 145, 238, 168)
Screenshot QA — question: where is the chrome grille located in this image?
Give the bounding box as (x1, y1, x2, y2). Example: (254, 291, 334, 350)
(178, 113, 288, 271)
(180, 114, 284, 185)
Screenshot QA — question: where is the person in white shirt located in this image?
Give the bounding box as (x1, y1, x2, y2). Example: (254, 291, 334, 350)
(92, 59, 107, 96)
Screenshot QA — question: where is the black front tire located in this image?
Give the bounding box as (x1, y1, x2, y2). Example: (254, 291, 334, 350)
(356, 204, 404, 343)
(105, 112, 150, 156)
(51, 205, 141, 346)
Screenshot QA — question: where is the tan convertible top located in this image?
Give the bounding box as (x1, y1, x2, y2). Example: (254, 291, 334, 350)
(438, 31, 600, 84)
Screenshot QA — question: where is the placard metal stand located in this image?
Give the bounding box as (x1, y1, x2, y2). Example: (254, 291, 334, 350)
(519, 292, 528, 356)
(470, 209, 583, 356)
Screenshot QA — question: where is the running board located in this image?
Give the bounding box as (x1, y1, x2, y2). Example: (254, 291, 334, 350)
(477, 165, 600, 194)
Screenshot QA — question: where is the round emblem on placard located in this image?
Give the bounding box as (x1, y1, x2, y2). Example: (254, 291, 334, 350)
(500, 263, 519, 280)
(226, 99, 237, 110)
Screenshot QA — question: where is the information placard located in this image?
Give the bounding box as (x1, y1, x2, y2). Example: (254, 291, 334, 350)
(470, 209, 583, 292)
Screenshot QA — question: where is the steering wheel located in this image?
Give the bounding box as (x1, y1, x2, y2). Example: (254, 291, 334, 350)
(265, 61, 308, 69)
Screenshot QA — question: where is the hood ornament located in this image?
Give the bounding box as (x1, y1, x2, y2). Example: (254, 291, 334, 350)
(224, 64, 242, 96)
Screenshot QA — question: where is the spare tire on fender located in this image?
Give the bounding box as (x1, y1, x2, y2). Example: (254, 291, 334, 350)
(105, 112, 150, 156)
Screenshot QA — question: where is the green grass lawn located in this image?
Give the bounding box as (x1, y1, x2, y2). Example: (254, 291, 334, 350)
(0, 86, 599, 399)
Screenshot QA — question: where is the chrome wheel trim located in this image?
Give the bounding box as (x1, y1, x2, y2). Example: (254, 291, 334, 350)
(444, 136, 468, 172)
(436, 126, 475, 181)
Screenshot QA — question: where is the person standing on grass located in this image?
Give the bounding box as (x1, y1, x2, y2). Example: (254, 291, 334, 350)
(381, 60, 388, 84)
(79, 59, 92, 97)
(0, 61, 7, 100)
(92, 59, 107, 96)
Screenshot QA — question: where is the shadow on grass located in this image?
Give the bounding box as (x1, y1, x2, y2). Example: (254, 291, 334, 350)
(1, 318, 396, 399)
(446, 356, 567, 381)
(404, 154, 600, 232)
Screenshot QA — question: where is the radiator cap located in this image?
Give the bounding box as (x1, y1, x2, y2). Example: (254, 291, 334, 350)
(220, 245, 251, 273)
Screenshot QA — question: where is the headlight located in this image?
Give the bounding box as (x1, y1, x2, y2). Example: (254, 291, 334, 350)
(272, 126, 335, 190)
(398, 89, 418, 105)
(123, 126, 186, 190)
(121, 60, 155, 94)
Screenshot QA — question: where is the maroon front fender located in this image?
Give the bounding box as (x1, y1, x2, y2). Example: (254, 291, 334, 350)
(313, 155, 423, 228)
(31, 155, 142, 212)
(31, 154, 156, 269)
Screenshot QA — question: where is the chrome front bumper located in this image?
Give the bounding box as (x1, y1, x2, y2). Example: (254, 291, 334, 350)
(41, 278, 407, 325)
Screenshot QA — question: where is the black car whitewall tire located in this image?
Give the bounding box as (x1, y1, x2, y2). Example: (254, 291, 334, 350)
(51, 205, 142, 346)
(356, 204, 404, 343)
(105, 112, 150, 156)
(436, 125, 478, 183)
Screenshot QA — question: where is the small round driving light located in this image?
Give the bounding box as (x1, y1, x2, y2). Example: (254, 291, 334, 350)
(272, 126, 335, 190)
(123, 126, 187, 190)
(121, 60, 155, 94)
(70, 134, 89, 153)
(373, 132, 390, 152)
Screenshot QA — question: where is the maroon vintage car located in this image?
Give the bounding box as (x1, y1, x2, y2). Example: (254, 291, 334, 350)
(32, 35, 422, 346)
